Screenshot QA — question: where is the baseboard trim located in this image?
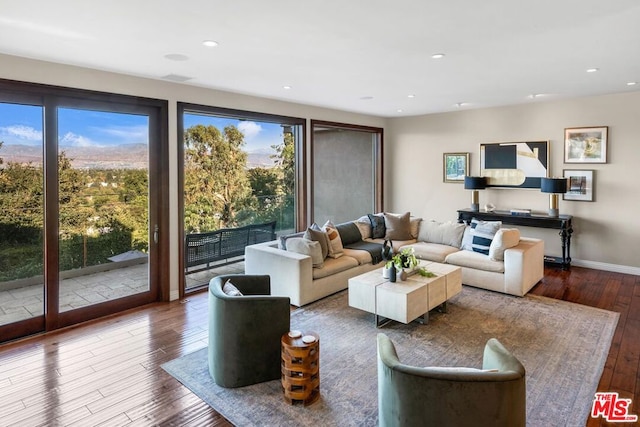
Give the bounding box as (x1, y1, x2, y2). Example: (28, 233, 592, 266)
(571, 259, 640, 276)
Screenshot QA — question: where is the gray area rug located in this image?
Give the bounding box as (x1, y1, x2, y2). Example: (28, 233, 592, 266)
(162, 286, 618, 427)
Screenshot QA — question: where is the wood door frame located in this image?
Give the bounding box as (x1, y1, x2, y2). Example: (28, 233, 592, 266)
(0, 78, 169, 342)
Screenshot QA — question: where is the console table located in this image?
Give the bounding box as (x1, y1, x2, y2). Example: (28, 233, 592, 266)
(457, 209, 573, 268)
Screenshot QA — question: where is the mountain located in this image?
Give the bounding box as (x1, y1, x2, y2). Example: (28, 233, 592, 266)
(0, 143, 149, 169)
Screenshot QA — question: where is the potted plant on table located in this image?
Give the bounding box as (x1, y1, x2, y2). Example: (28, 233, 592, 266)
(385, 247, 436, 282)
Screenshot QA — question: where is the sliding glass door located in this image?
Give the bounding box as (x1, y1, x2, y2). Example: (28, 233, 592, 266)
(178, 103, 305, 294)
(0, 80, 168, 342)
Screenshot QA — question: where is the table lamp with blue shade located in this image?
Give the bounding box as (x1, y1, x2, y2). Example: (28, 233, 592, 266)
(464, 176, 487, 212)
(540, 177, 568, 217)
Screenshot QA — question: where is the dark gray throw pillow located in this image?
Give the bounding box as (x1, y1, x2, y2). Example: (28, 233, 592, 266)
(368, 214, 386, 239)
(335, 222, 363, 246)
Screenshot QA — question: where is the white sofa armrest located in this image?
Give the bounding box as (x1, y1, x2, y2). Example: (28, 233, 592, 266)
(244, 241, 312, 306)
(503, 237, 544, 296)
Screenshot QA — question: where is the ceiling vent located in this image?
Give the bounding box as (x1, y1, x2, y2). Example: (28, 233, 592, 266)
(161, 74, 193, 83)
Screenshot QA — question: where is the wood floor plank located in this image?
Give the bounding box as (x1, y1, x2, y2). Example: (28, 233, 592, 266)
(0, 265, 637, 427)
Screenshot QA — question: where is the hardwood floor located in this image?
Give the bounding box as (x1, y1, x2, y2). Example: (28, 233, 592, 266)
(0, 266, 638, 426)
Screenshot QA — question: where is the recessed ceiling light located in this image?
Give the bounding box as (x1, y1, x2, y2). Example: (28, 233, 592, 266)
(586, 68, 599, 73)
(407, 94, 416, 98)
(396, 109, 404, 113)
(202, 40, 219, 47)
(431, 53, 445, 59)
(627, 81, 637, 86)
(454, 102, 467, 108)
(283, 85, 292, 90)
(164, 53, 189, 61)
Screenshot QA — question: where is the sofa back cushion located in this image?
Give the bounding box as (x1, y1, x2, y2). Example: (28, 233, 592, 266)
(418, 220, 466, 248)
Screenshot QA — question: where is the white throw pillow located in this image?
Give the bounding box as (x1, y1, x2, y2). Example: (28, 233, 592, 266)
(222, 279, 243, 296)
(322, 220, 344, 258)
(286, 237, 324, 268)
(489, 228, 521, 261)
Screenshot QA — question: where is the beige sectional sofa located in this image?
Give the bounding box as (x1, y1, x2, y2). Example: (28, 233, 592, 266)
(244, 213, 544, 306)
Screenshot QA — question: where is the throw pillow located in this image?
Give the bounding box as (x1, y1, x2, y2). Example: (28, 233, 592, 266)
(222, 279, 243, 296)
(286, 237, 324, 268)
(470, 219, 502, 255)
(488, 228, 521, 261)
(335, 221, 364, 245)
(383, 212, 412, 241)
(278, 231, 304, 250)
(355, 215, 372, 239)
(304, 226, 329, 259)
(322, 220, 344, 258)
(418, 220, 466, 247)
(368, 214, 386, 239)
(409, 216, 422, 239)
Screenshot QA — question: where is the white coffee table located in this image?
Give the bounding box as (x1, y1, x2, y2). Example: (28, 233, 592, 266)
(348, 261, 462, 327)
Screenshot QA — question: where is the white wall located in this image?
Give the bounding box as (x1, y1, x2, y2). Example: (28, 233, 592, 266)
(387, 92, 640, 274)
(0, 53, 387, 300)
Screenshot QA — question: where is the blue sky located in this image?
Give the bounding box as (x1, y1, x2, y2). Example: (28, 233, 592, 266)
(0, 104, 149, 147)
(0, 103, 284, 152)
(183, 114, 285, 151)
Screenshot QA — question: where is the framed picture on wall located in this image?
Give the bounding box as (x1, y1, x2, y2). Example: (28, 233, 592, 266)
(563, 169, 594, 201)
(564, 126, 608, 163)
(443, 152, 469, 183)
(479, 141, 549, 188)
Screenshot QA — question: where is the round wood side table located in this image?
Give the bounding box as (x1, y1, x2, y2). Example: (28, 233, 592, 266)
(281, 331, 320, 405)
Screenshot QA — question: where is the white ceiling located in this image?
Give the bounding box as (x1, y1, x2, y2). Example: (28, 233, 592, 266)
(1, 1, 639, 118)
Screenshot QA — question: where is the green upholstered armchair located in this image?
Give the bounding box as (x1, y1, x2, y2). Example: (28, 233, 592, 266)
(208, 274, 290, 388)
(377, 333, 526, 427)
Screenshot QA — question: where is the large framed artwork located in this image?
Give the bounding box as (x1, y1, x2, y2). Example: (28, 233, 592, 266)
(480, 141, 549, 188)
(443, 152, 469, 183)
(564, 126, 608, 163)
(563, 169, 594, 201)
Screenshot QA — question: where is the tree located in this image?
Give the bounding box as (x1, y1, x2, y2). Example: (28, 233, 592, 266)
(183, 124, 251, 233)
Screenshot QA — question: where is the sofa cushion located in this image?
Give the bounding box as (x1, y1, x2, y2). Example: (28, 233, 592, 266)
(304, 226, 329, 259)
(383, 212, 412, 240)
(312, 255, 359, 280)
(470, 220, 502, 255)
(286, 237, 324, 268)
(341, 248, 373, 264)
(368, 214, 386, 239)
(418, 220, 466, 248)
(489, 228, 521, 261)
(405, 242, 461, 263)
(445, 250, 505, 273)
(322, 220, 345, 258)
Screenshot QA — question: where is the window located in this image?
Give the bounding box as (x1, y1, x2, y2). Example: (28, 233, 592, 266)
(311, 120, 383, 224)
(178, 103, 305, 292)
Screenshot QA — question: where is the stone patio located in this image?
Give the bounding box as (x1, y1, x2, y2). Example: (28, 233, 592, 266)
(0, 260, 245, 327)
